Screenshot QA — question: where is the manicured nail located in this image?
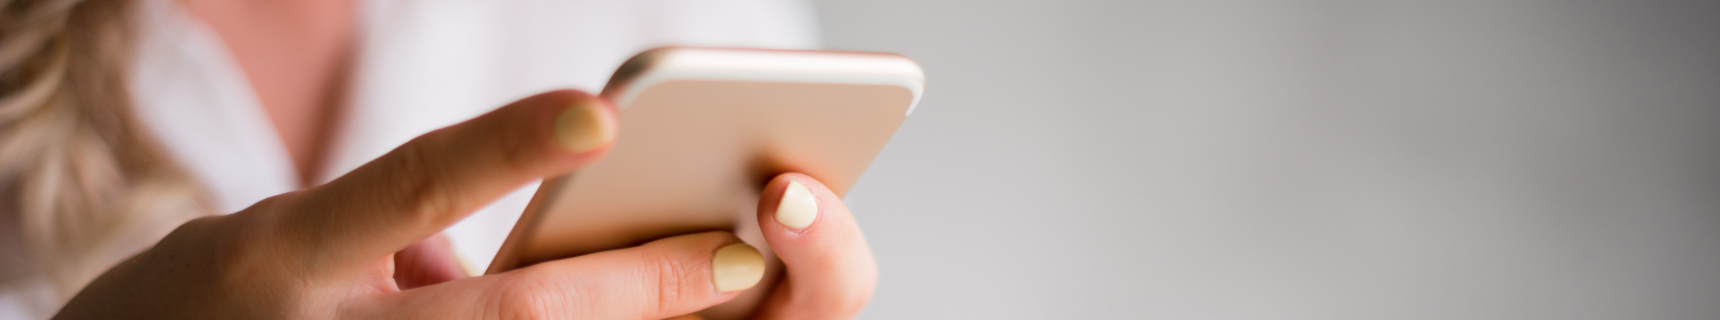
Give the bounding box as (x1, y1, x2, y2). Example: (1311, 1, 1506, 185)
(711, 243, 765, 292)
(554, 100, 616, 152)
(775, 180, 818, 229)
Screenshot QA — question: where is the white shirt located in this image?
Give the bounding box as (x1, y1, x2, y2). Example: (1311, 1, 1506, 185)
(0, 0, 815, 317)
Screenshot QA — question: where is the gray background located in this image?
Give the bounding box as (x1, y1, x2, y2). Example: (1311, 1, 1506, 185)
(814, 1, 1720, 319)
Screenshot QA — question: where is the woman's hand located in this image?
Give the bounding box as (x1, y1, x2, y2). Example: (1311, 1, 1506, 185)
(52, 89, 877, 319)
(745, 173, 879, 319)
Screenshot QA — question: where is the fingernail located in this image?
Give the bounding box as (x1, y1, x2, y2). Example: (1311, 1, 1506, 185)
(711, 243, 765, 292)
(554, 100, 616, 153)
(775, 180, 818, 229)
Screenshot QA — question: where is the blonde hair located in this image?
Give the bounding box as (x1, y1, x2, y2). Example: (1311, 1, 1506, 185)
(1, 0, 204, 302)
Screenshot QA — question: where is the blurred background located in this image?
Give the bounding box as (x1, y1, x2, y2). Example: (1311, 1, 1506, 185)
(815, 1, 1720, 319)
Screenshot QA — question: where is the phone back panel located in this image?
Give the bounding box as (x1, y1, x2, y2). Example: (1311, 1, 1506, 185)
(488, 78, 914, 272)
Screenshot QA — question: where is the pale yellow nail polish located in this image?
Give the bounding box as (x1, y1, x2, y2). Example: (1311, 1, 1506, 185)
(711, 243, 765, 292)
(775, 180, 818, 229)
(554, 101, 615, 152)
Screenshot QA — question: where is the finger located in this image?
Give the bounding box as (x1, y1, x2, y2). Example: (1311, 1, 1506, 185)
(393, 233, 467, 290)
(276, 89, 617, 273)
(355, 232, 768, 320)
(752, 173, 878, 319)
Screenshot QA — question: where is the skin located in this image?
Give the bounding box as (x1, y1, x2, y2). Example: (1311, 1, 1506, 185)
(183, 0, 357, 185)
(56, 91, 878, 319)
(57, 1, 879, 318)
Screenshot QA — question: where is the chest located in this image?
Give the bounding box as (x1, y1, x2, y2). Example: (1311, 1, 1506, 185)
(184, 0, 360, 184)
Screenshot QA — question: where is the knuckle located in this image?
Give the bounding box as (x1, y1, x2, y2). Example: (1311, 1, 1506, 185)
(494, 270, 577, 320)
(837, 255, 880, 315)
(833, 285, 876, 316)
(246, 192, 305, 241)
(160, 215, 222, 244)
(241, 192, 321, 262)
(835, 265, 880, 316)
(142, 196, 319, 316)
(495, 281, 555, 320)
(492, 119, 540, 169)
(166, 211, 301, 305)
(643, 250, 694, 316)
(150, 215, 231, 269)
(380, 137, 462, 229)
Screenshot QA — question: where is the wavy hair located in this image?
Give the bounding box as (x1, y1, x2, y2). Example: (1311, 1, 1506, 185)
(1, 0, 204, 303)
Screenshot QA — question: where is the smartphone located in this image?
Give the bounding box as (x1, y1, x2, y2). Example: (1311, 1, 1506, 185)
(485, 47, 922, 311)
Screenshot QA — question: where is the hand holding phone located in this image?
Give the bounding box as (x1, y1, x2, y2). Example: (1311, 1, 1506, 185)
(490, 47, 923, 319)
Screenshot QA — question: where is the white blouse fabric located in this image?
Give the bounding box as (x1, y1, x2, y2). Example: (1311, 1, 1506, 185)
(0, 0, 816, 317)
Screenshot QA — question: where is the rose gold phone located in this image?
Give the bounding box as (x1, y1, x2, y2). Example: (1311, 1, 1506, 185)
(485, 47, 922, 314)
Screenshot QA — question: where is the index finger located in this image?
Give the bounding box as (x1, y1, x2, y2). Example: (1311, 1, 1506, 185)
(278, 90, 616, 274)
